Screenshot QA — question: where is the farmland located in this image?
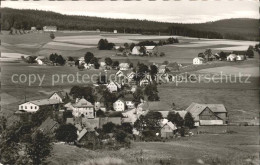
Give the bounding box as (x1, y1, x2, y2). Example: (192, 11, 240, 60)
(0, 31, 259, 165)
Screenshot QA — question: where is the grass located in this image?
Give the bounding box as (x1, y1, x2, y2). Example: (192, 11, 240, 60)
(46, 126, 259, 165)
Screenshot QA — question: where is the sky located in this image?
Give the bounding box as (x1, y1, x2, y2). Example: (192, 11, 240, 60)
(2, 0, 259, 23)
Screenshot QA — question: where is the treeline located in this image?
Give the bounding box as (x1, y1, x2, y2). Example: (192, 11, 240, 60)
(1, 8, 258, 40)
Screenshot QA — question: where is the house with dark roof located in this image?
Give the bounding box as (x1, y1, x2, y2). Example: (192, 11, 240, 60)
(38, 117, 59, 134)
(77, 128, 100, 150)
(186, 102, 228, 126)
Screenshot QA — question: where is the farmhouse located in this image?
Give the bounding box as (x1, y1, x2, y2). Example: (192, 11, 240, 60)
(145, 46, 158, 55)
(77, 128, 100, 149)
(106, 81, 121, 93)
(193, 57, 204, 65)
(43, 26, 57, 32)
(160, 119, 177, 138)
(186, 102, 228, 126)
(70, 98, 95, 118)
(18, 99, 61, 113)
(35, 56, 48, 65)
(227, 54, 237, 61)
(113, 99, 126, 111)
(31, 27, 36, 31)
(38, 117, 59, 134)
(132, 46, 143, 55)
(119, 63, 130, 70)
(49, 91, 67, 103)
(114, 30, 118, 34)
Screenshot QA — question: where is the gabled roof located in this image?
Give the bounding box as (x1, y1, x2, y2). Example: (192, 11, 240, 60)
(227, 54, 237, 58)
(194, 57, 204, 60)
(49, 91, 66, 99)
(77, 128, 88, 141)
(160, 119, 177, 130)
(28, 99, 61, 106)
(73, 98, 93, 108)
(38, 117, 59, 133)
(36, 56, 46, 60)
(124, 94, 134, 102)
(173, 110, 187, 119)
(186, 102, 227, 121)
(114, 98, 125, 104)
(144, 46, 156, 50)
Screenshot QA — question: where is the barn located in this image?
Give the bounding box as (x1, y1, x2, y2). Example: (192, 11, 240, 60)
(186, 102, 228, 126)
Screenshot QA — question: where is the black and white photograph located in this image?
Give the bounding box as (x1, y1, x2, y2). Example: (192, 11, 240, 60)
(0, 0, 259, 164)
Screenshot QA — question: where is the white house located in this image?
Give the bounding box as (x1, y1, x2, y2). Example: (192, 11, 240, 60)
(236, 55, 245, 61)
(158, 65, 167, 74)
(18, 99, 61, 113)
(106, 81, 121, 93)
(132, 46, 143, 55)
(145, 46, 158, 55)
(227, 54, 237, 61)
(35, 56, 47, 65)
(78, 57, 85, 65)
(31, 27, 36, 31)
(43, 26, 57, 32)
(70, 98, 95, 118)
(114, 30, 118, 34)
(49, 91, 66, 103)
(119, 63, 130, 70)
(113, 99, 125, 111)
(193, 57, 204, 65)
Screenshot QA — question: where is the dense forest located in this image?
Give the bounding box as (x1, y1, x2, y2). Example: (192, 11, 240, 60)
(1, 8, 258, 41)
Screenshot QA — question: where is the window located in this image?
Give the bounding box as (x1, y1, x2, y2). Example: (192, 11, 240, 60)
(35, 106, 37, 109)
(31, 106, 33, 109)
(21, 106, 23, 109)
(25, 106, 27, 109)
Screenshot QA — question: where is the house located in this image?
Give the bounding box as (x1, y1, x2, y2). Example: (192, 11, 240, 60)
(113, 99, 125, 111)
(236, 55, 246, 61)
(82, 118, 100, 129)
(49, 91, 66, 103)
(78, 57, 85, 65)
(227, 54, 237, 61)
(158, 65, 167, 74)
(186, 102, 228, 126)
(35, 56, 48, 65)
(31, 27, 36, 31)
(119, 63, 130, 70)
(193, 57, 204, 65)
(38, 117, 59, 134)
(124, 94, 135, 109)
(144, 46, 158, 55)
(160, 119, 177, 138)
(114, 30, 118, 34)
(122, 108, 138, 124)
(106, 81, 121, 93)
(115, 70, 136, 85)
(43, 26, 57, 32)
(70, 98, 95, 118)
(139, 77, 150, 86)
(18, 99, 61, 113)
(77, 128, 99, 149)
(132, 46, 143, 55)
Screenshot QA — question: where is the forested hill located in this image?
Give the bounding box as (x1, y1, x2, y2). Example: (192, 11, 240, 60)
(1, 7, 258, 41)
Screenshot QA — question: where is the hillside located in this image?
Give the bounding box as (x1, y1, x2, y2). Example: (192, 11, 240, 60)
(1, 8, 258, 41)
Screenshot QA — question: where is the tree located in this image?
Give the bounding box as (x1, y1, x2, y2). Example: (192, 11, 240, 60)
(167, 111, 184, 127)
(56, 55, 65, 65)
(219, 51, 227, 61)
(31, 106, 54, 127)
(27, 130, 53, 165)
(150, 65, 158, 80)
(204, 49, 212, 61)
(130, 43, 136, 51)
(120, 123, 133, 134)
(27, 56, 37, 64)
(55, 124, 77, 143)
(124, 43, 129, 49)
(102, 122, 116, 134)
(112, 60, 119, 69)
(133, 87, 144, 103)
(69, 86, 95, 103)
(115, 130, 127, 143)
(98, 39, 107, 50)
(67, 56, 74, 61)
(184, 112, 195, 129)
(144, 84, 159, 101)
(84, 52, 94, 64)
(105, 57, 113, 66)
(246, 46, 254, 58)
(49, 53, 58, 64)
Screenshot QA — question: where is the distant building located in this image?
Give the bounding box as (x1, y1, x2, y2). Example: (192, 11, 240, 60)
(186, 102, 228, 126)
(158, 65, 167, 74)
(77, 128, 100, 149)
(227, 54, 237, 61)
(106, 81, 121, 93)
(160, 119, 177, 138)
(43, 26, 57, 32)
(18, 99, 61, 113)
(38, 117, 59, 134)
(70, 98, 95, 118)
(49, 91, 67, 103)
(31, 27, 36, 31)
(236, 55, 246, 61)
(132, 46, 143, 56)
(113, 99, 125, 111)
(114, 30, 118, 34)
(193, 57, 204, 65)
(35, 56, 48, 65)
(145, 46, 158, 55)
(119, 63, 130, 70)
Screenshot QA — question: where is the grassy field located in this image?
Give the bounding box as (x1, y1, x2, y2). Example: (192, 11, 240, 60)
(46, 126, 259, 165)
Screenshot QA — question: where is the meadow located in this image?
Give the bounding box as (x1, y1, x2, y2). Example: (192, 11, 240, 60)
(47, 126, 259, 165)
